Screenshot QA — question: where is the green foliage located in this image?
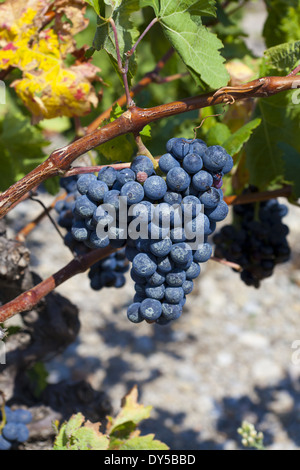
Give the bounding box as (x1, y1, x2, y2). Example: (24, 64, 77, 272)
(222, 118, 262, 157)
(53, 386, 169, 451)
(0, 111, 48, 191)
(92, 1, 140, 85)
(263, 0, 300, 48)
(142, 0, 229, 89)
(245, 41, 300, 197)
(26, 362, 49, 399)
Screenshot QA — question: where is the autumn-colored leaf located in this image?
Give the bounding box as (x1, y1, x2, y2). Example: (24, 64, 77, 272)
(0, 0, 101, 121)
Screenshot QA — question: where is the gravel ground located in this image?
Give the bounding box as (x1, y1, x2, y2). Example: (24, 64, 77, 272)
(5, 194, 300, 451)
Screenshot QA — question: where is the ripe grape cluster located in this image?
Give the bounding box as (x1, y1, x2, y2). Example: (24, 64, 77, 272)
(213, 188, 291, 288)
(0, 406, 32, 450)
(66, 137, 233, 325)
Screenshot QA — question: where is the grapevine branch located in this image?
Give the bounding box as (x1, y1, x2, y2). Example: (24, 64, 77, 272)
(0, 245, 119, 322)
(1, 75, 300, 219)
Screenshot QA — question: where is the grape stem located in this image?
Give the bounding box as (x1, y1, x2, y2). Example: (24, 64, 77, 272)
(0, 75, 299, 219)
(109, 17, 159, 109)
(15, 191, 67, 242)
(211, 256, 243, 272)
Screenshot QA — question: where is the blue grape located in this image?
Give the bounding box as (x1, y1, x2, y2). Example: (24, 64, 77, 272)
(170, 242, 193, 266)
(190, 139, 207, 156)
(206, 200, 229, 221)
(132, 253, 157, 278)
(77, 174, 97, 194)
(185, 262, 201, 280)
(131, 200, 153, 223)
(202, 145, 229, 171)
(166, 167, 191, 192)
(193, 243, 212, 263)
(15, 423, 30, 443)
(89, 231, 110, 248)
(60, 175, 78, 193)
(159, 153, 180, 173)
(192, 170, 213, 191)
(127, 303, 144, 323)
(135, 238, 151, 253)
(166, 269, 186, 287)
(182, 153, 203, 174)
(157, 255, 174, 274)
(148, 222, 170, 240)
(199, 188, 221, 209)
(130, 269, 147, 284)
(87, 180, 109, 202)
(2, 423, 19, 441)
(97, 166, 117, 187)
(181, 195, 201, 218)
(161, 303, 182, 320)
(185, 213, 210, 239)
(222, 154, 234, 174)
(182, 280, 194, 295)
(169, 138, 192, 160)
(143, 175, 167, 200)
(0, 435, 11, 450)
(163, 191, 183, 205)
(131, 155, 155, 176)
(140, 298, 162, 320)
(147, 271, 166, 287)
(116, 168, 136, 186)
(120, 181, 144, 205)
(170, 227, 186, 243)
(164, 287, 184, 304)
(71, 220, 90, 241)
(145, 284, 165, 300)
(153, 203, 175, 226)
(150, 237, 172, 257)
(74, 195, 97, 218)
(103, 189, 121, 211)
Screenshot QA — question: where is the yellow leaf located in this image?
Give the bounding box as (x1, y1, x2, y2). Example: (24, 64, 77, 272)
(0, 0, 100, 121)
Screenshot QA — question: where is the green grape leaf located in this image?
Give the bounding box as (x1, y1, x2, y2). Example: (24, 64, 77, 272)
(245, 42, 300, 192)
(0, 112, 48, 192)
(93, 5, 139, 85)
(96, 135, 135, 163)
(119, 434, 169, 450)
(205, 122, 231, 146)
(260, 40, 300, 76)
(142, 0, 228, 89)
(279, 143, 300, 199)
(85, 0, 102, 15)
(95, 103, 135, 162)
(245, 92, 300, 191)
(223, 118, 262, 157)
(263, 0, 300, 48)
(141, 0, 216, 17)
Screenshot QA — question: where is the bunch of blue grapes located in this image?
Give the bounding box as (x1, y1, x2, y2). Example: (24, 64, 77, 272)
(0, 406, 32, 450)
(70, 137, 233, 325)
(213, 188, 291, 288)
(54, 177, 129, 289)
(88, 250, 129, 290)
